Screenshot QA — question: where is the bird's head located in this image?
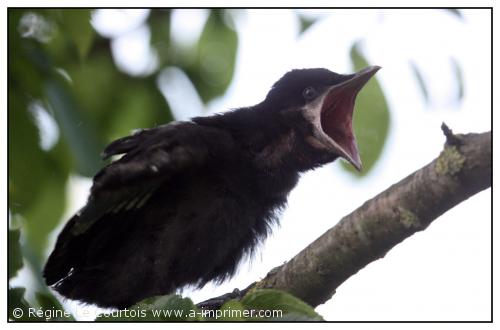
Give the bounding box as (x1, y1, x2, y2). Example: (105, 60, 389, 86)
(265, 66, 381, 171)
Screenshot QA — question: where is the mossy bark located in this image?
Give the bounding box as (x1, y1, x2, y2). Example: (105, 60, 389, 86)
(255, 127, 491, 307)
(198, 126, 491, 310)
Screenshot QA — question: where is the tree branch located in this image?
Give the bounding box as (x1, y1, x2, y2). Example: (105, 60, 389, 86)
(198, 125, 491, 310)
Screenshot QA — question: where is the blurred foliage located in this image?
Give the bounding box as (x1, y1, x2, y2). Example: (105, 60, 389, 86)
(35, 292, 75, 320)
(10, 235, 322, 321)
(183, 10, 238, 103)
(238, 289, 323, 321)
(297, 14, 317, 35)
(9, 287, 41, 321)
(342, 43, 390, 176)
(9, 229, 23, 279)
(96, 294, 202, 321)
(451, 57, 465, 103)
(96, 289, 322, 321)
(8, 8, 462, 321)
(8, 8, 239, 321)
(410, 57, 464, 109)
(410, 60, 430, 104)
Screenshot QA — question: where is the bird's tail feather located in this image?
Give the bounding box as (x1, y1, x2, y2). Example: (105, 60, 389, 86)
(43, 214, 83, 287)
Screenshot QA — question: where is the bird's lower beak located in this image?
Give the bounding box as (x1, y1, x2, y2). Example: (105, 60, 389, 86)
(319, 66, 381, 171)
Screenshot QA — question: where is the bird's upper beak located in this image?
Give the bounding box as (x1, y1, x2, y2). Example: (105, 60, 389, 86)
(314, 66, 381, 171)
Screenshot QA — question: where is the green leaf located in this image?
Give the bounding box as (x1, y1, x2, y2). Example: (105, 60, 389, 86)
(60, 9, 95, 60)
(35, 292, 75, 321)
(298, 14, 317, 35)
(450, 57, 464, 103)
(44, 77, 103, 177)
(241, 289, 323, 321)
(22, 169, 67, 263)
(106, 78, 173, 142)
(135, 294, 200, 321)
(212, 300, 247, 321)
(8, 90, 47, 214)
(66, 53, 172, 144)
(66, 52, 119, 121)
(9, 287, 42, 321)
(9, 229, 23, 279)
(8, 11, 72, 266)
(148, 10, 172, 67)
(9, 91, 71, 264)
(343, 43, 390, 177)
(97, 294, 201, 321)
(185, 10, 238, 103)
(8, 11, 47, 98)
(410, 61, 430, 105)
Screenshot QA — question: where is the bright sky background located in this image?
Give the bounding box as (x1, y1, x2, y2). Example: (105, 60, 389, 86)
(13, 8, 491, 321)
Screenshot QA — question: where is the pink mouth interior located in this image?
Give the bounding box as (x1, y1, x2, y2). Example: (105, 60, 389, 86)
(320, 88, 356, 153)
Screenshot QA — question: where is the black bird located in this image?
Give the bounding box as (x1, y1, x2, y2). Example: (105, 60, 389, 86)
(43, 66, 380, 308)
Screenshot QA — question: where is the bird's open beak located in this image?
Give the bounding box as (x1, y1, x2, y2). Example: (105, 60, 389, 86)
(319, 66, 381, 171)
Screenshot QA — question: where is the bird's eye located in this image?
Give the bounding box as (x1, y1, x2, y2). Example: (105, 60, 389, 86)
(302, 87, 317, 100)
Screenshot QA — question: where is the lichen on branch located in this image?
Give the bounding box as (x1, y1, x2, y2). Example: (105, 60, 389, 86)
(198, 125, 491, 310)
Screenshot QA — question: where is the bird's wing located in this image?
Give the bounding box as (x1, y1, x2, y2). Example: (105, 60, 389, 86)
(70, 120, 235, 235)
